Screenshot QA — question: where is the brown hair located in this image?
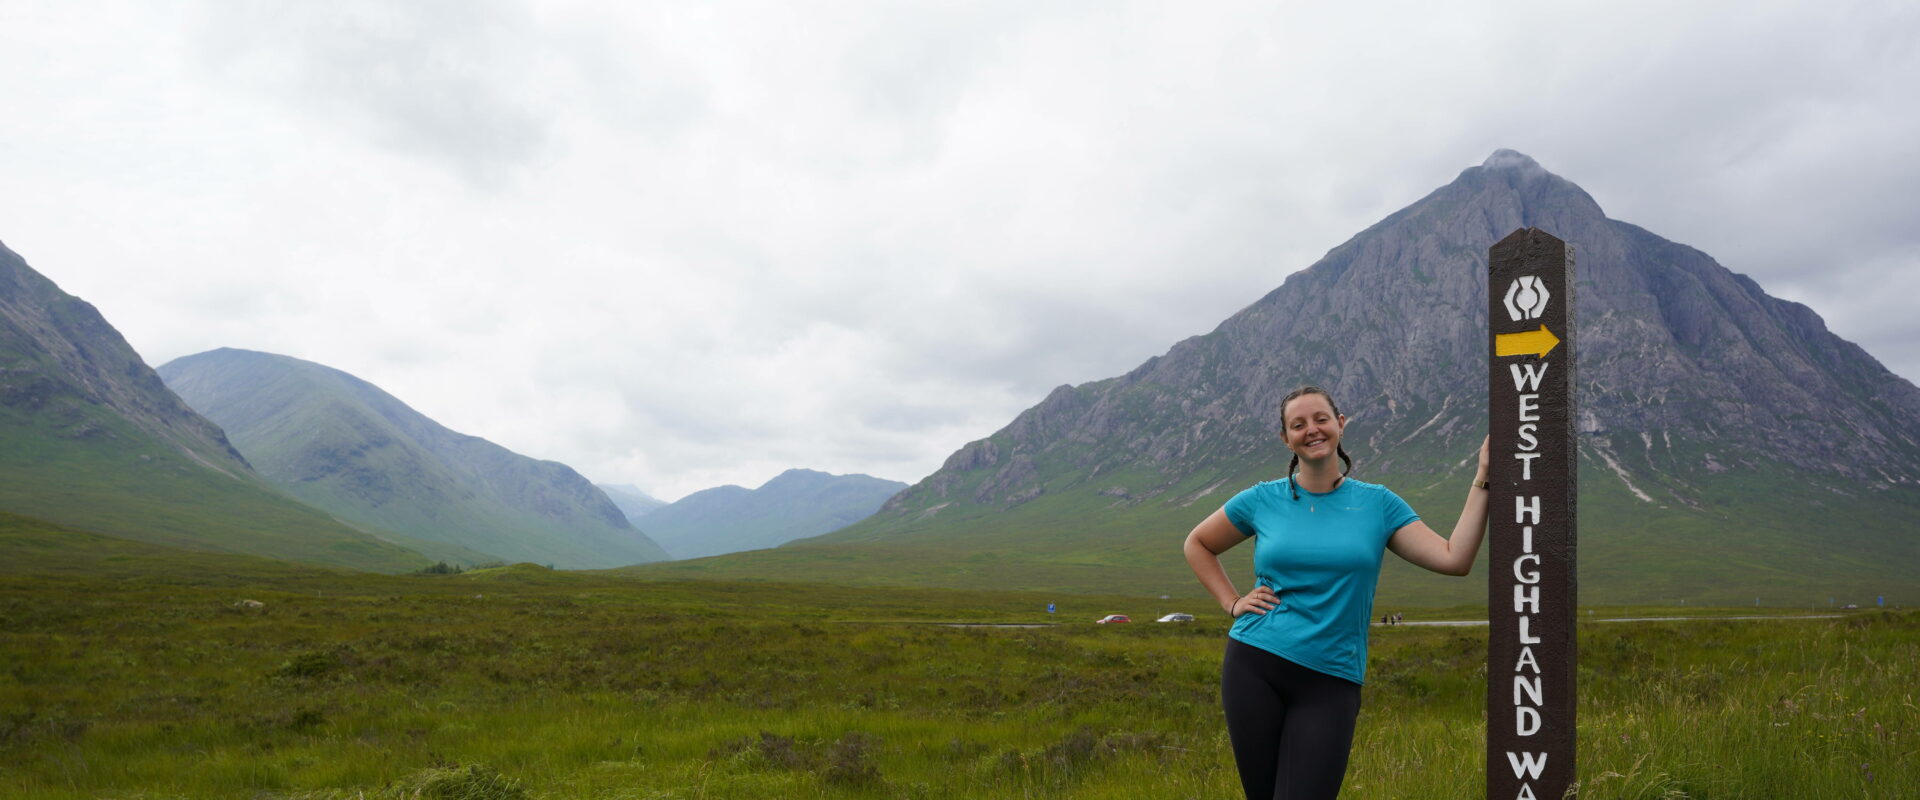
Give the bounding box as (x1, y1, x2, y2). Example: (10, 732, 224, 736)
(1280, 385, 1353, 501)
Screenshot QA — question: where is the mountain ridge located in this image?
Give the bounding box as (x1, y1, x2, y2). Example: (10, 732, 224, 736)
(159, 348, 670, 569)
(864, 149, 1919, 517)
(630, 150, 1920, 604)
(0, 241, 432, 571)
(598, 483, 668, 523)
(641, 468, 907, 560)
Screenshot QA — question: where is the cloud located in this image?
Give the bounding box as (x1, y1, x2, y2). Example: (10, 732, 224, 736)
(4, 0, 1918, 501)
(192, 0, 567, 184)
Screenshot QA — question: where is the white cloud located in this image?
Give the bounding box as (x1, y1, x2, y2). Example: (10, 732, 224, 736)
(191, 0, 559, 184)
(3, 0, 1917, 500)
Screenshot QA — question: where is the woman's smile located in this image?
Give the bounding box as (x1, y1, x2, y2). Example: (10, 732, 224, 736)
(1294, 425, 1338, 456)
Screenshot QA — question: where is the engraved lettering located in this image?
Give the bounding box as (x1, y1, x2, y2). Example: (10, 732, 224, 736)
(1514, 646, 1539, 674)
(1507, 751, 1548, 780)
(1513, 554, 1540, 584)
(1517, 705, 1542, 736)
(1518, 614, 1541, 644)
(1514, 583, 1540, 613)
(1514, 675, 1543, 706)
(1509, 362, 1549, 392)
(1515, 496, 1540, 525)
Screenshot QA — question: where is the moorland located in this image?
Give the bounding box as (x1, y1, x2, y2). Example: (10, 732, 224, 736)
(3, 513, 1914, 799)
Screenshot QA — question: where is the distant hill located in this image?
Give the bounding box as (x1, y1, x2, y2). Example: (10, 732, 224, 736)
(158, 348, 669, 569)
(0, 240, 431, 572)
(597, 483, 668, 524)
(639, 469, 906, 559)
(630, 151, 1920, 605)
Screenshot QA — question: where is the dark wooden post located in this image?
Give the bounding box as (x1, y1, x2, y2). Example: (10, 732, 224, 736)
(1487, 228, 1577, 800)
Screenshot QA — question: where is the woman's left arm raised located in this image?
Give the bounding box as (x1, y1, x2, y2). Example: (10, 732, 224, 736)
(1387, 435, 1491, 577)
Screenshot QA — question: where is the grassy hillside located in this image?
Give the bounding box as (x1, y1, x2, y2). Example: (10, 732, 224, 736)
(1, 530, 1912, 798)
(0, 243, 440, 573)
(160, 349, 667, 568)
(0, 511, 342, 581)
(0, 400, 432, 573)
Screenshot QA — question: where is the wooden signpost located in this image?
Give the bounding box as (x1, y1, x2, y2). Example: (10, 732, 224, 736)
(1487, 228, 1577, 800)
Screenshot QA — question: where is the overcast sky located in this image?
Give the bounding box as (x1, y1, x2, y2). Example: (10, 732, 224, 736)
(5, 1, 1917, 501)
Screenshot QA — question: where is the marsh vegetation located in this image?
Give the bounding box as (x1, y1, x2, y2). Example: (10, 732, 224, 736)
(2, 556, 1913, 798)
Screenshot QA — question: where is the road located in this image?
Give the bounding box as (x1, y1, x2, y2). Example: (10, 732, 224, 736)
(1381, 613, 1847, 627)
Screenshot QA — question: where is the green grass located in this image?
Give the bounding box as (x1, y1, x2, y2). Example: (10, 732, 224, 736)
(0, 397, 432, 573)
(3, 525, 1915, 798)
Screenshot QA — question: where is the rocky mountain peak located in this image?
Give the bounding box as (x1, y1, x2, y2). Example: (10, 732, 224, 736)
(1481, 148, 1545, 172)
(0, 241, 251, 474)
(864, 152, 1920, 522)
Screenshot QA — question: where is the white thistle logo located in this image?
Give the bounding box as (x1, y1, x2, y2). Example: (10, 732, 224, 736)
(1504, 275, 1550, 321)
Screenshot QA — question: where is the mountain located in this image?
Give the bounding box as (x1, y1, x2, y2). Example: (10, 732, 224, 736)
(630, 151, 1920, 605)
(638, 469, 907, 559)
(597, 483, 668, 524)
(158, 348, 670, 569)
(0, 241, 432, 571)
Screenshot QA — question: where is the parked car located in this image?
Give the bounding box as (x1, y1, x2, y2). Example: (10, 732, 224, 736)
(1156, 613, 1194, 623)
(1095, 614, 1131, 624)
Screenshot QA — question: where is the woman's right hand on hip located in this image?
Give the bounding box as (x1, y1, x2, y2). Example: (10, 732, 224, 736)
(1232, 585, 1280, 617)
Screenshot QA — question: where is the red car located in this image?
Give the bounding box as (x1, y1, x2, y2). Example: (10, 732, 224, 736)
(1095, 614, 1131, 624)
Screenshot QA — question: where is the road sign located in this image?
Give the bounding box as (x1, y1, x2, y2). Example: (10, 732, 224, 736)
(1487, 228, 1577, 800)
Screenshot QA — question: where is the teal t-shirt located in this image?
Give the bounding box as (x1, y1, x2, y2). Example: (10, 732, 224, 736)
(1224, 477, 1419, 685)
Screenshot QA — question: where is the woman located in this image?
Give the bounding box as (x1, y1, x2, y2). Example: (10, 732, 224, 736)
(1183, 385, 1490, 799)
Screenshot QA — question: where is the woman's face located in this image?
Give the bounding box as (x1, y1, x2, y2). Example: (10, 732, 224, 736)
(1283, 393, 1345, 460)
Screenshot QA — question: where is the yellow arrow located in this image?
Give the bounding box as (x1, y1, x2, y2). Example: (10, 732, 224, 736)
(1495, 325, 1560, 358)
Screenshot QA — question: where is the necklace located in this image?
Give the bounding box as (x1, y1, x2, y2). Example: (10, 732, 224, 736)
(1308, 475, 1344, 512)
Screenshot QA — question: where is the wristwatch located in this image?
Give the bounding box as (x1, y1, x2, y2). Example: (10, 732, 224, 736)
(1473, 479, 1491, 490)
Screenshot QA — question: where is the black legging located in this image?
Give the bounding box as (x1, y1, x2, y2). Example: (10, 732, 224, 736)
(1221, 638, 1364, 800)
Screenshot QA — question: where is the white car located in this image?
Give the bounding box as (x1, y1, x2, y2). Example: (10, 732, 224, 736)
(1156, 613, 1195, 623)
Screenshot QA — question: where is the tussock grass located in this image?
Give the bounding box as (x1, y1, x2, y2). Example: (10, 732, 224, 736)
(2, 556, 1915, 798)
